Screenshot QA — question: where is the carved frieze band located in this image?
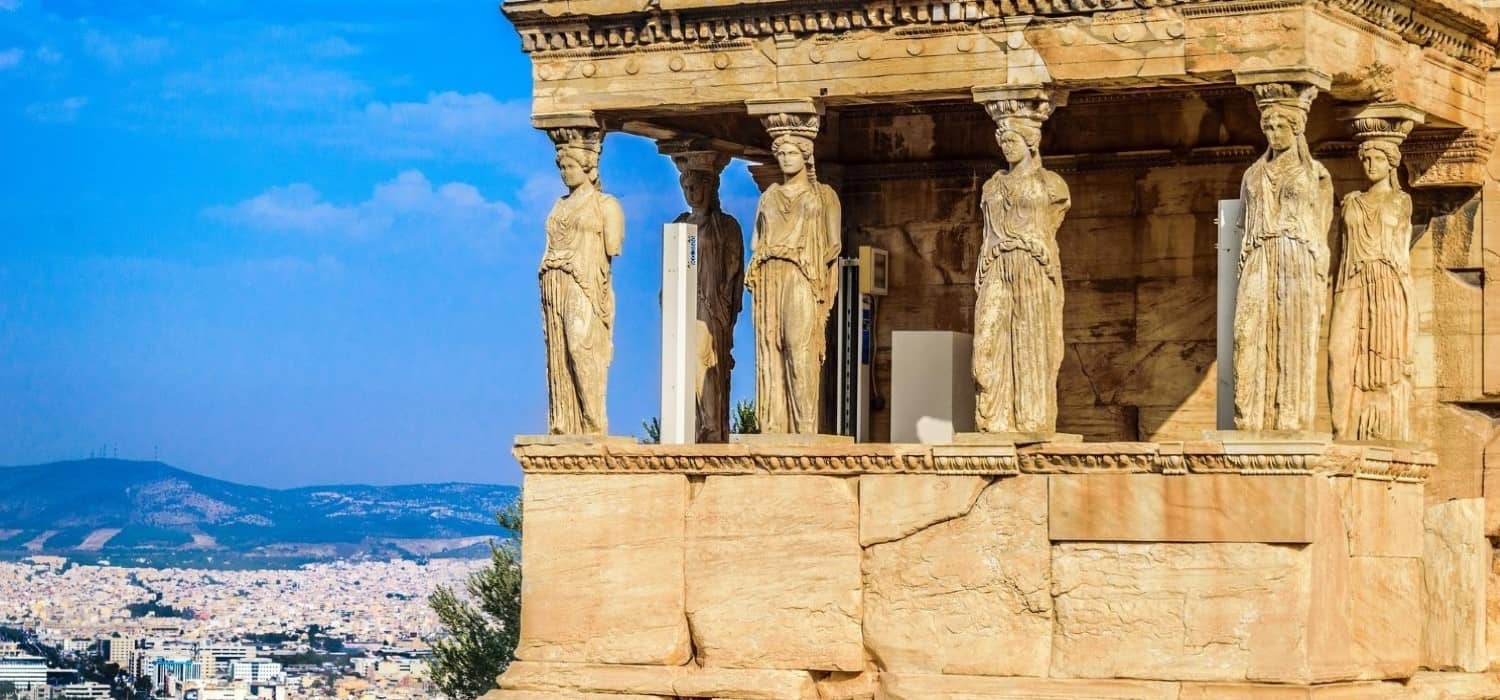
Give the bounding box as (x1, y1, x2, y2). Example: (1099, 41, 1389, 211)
(504, 0, 1495, 68)
(513, 442, 1434, 481)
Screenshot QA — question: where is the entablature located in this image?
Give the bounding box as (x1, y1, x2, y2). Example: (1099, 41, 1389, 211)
(507, 0, 1496, 130)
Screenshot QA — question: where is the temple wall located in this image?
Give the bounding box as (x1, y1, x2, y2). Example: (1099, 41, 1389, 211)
(487, 441, 1498, 700)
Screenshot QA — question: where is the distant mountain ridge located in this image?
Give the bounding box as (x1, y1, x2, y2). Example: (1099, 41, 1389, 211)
(0, 459, 517, 566)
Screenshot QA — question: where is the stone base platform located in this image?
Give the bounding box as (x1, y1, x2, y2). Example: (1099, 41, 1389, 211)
(496, 439, 1490, 699)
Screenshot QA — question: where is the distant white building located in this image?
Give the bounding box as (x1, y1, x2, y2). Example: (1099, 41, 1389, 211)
(0, 654, 48, 689)
(59, 682, 113, 699)
(228, 658, 281, 684)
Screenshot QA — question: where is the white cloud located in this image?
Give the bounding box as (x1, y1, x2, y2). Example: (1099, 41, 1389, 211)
(0, 0, 19, 11)
(0, 48, 21, 70)
(310, 37, 361, 59)
(84, 29, 169, 69)
(25, 96, 88, 123)
(208, 171, 515, 255)
(35, 46, 61, 65)
(165, 65, 367, 112)
(325, 92, 536, 162)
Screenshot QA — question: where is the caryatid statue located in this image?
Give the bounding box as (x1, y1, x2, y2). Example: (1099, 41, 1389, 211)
(971, 86, 1071, 435)
(744, 100, 842, 434)
(664, 144, 744, 443)
(536, 113, 625, 435)
(1231, 70, 1334, 432)
(1330, 105, 1423, 442)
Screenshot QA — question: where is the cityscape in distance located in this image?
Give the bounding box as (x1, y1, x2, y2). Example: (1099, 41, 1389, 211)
(0, 459, 516, 699)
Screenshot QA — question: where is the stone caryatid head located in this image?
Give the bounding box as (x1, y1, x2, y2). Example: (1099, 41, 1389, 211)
(763, 112, 822, 183)
(669, 148, 730, 213)
(1350, 114, 1415, 186)
(547, 125, 604, 190)
(1252, 81, 1319, 156)
(983, 95, 1054, 166)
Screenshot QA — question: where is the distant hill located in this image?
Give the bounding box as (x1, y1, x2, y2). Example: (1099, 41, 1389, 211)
(0, 459, 517, 567)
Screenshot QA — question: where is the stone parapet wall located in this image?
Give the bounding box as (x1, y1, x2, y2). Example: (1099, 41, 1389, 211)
(488, 442, 1495, 700)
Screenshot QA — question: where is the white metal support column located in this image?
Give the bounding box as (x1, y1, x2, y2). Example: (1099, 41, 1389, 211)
(1216, 199, 1244, 430)
(661, 223, 699, 444)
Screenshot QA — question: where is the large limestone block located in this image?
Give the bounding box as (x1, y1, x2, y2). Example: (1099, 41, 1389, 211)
(1178, 682, 1404, 699)
(484, 691, 668, 700)
(863, 476, 1050, 677)
(1332, 479, 1423, 558)
(1404, 671, 1500, 699)
(1422, 499, 1489, 672)
(516, 474, 691, 665)
(1054, 477, 1357, 686)
(1048, 473, 1314, 543)
(877, 673, 1178, 700)
(1052, 541, 1308, 682)
(1490, 554, 1500, 670)
(687, 475, 863, 671)
(1348, 557, 1422, 679)
(673, 667, 820, 700)
(499, 662, 818, 700)
(859, 475, 989, 546)
(500, 662, 683, 695)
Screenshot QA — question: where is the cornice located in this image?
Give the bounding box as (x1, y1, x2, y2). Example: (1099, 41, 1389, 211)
(512, 440, 1434, 481)
(502, 0, 1496, 69)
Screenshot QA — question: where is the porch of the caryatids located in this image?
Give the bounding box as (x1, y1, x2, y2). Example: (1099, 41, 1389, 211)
(660, 139, 745, 443)
(533, 111, 624, 436)
(969, 84, 1071, 439)
(1330, 103, 1425, 443)
(743, 98, 842, 435)
(1229, 67, 1334, 434)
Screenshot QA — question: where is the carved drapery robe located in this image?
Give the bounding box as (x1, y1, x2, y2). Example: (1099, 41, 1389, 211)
(1233, 149, 1333, 432)
(1329, 188, 1414, 441)
(747, 181, 841, 434)
(540, 188, 622, 434)
(973, 163, 1071, 433)
(676, 208, 744, 442)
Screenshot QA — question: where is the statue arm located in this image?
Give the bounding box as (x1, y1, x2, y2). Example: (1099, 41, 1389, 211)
(1316, 164, 1335, 243)
(822, 185, 843, 263)
(603, 196, 626, 258)
(1400, 192, 1422, 249)
(1235, 174, 1252, 269)
(1314, 164, 1334, 276)
(727, 217, 746, 315)
(821, 185, 843, 309)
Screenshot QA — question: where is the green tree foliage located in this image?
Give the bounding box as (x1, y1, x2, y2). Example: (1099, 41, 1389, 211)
(731, 399, 759, 434)
(0, 681, 17, 699)
(641, 417, 661, 444)
(428, 498, 522, 700)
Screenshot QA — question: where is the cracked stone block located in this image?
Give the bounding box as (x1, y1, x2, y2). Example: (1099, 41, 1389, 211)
(515, 474, 691, 665)
(1051, 475, 1357, 683)
(1423, 499, 1488, 672)
(863, 475, 1051, 676)
(859, 474, 989, 547)
(1348, 556, 1422, 679)
(1052, 541, 1308, 682)
(687, 475, 863, 671)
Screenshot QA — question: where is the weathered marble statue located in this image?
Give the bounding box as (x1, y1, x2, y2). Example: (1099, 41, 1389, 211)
(1233, 81, 1334, 432)
(1330, 113, 1419, 441)
(670, 149, 744, 443)
(972, 89, 1071, 434)
(746, 111, 842, 434)
(539, 125, 624, 435)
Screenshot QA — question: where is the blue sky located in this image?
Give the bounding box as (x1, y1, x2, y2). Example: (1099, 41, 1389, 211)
(0, 0, 763, 487)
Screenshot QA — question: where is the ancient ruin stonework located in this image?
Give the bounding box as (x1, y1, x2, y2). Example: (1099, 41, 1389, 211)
(498, 0, 1500, 696)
